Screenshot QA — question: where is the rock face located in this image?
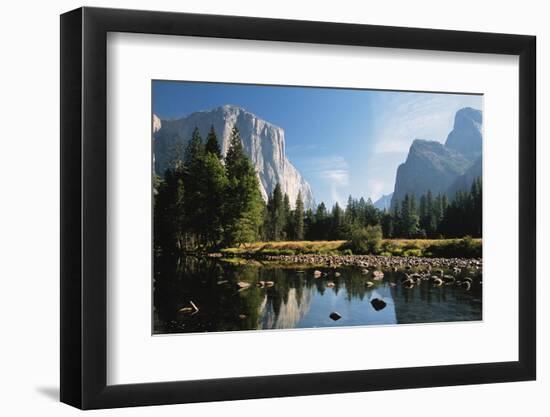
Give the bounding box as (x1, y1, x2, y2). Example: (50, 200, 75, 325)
(445, 107, 482, 160)
(152, 114, 162, 133)
(391, 107, 482, 207)
(447, 156, 482, 198)
(153, 105, 314, 209)
(374, 193, 393, 211)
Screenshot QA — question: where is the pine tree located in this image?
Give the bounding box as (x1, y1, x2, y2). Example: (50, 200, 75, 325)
(419, 194, 428, 236)
(331, 202, 344, 239)
(391, 201, 401, 236)
(294, 192, 305, 240)
(345, 195, 356, 222)
(441, 194, 449, 214)
(400, 194, 420, 238)
(364, 197, 378, 226)
(314, 202, 328, 240)
(153, 167, 185, 254)
(184, 127, 204, 166)
(472, 177, 482, 237)
(182, 127, 205, 248)
(200, 152, 228, 247)
(304, 208, 314, 240)
(425, 190, 437, 237)
(224, 126, 264, 246)
(205, 125, 221, 158)
(266, 184, 286, 241)
(381, 211, 394, 238)
(283, 193, 291, 240)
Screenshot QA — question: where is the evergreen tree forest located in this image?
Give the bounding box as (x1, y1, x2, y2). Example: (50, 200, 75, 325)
(154, 125, 264, 254)
(154, 125, 482, 255)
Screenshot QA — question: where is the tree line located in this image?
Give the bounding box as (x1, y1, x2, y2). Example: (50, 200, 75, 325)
(260, 179, 481, 242)
(154, 124, 482, 254)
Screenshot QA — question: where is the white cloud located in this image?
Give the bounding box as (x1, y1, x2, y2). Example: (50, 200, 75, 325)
(372, 93, 482, 156)
(318, 169, 349, 184)
(300, 155, 349, 206)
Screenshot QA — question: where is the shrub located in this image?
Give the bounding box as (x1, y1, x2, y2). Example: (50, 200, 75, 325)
(403, 248, 423, 257)
(381, 240, 397, 253)
(347, 225, 383, 254)
(391, 247, 403, 256)
(425, 236, 481, 258)
(341, 249, 353, 256)
(403, 242, 422, 251)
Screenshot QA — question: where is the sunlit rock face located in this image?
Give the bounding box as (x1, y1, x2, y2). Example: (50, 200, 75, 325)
(153, 105, 314, 209)
(153, 114, 162, 133)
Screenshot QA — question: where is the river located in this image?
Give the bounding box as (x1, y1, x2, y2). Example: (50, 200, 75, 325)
(153, 255, 482, 334)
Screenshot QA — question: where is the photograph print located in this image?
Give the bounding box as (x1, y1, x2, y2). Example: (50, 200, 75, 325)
(152, 81, 483, 335)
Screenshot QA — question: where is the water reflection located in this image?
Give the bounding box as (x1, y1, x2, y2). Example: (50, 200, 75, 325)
(153, 256, 482, 334)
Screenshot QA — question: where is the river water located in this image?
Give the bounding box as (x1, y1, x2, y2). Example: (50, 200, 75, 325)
(153, 256, 482, 334)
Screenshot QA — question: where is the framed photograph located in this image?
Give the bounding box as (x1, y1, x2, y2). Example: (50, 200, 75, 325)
(60, 6, 536, 409)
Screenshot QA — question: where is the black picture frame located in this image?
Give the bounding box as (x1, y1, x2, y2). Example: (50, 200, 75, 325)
(60, 6, 536, 410)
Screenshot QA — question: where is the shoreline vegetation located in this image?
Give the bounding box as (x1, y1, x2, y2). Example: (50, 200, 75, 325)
(218, 237, 482, 260)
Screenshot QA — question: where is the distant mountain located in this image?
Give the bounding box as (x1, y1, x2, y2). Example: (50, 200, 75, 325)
(374, 193, 393, 211)
(390, 107, 482, 208)
(153, 105, 314, 209)
(445, 107, 482, 160)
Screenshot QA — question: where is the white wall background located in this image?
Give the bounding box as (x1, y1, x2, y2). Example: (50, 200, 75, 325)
(0, 0, 545, 415)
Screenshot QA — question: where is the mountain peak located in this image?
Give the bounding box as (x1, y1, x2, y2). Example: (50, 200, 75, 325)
(455, 107, 482, 123)
(445, 107, 482, 159)
(214, 104, 247, 114)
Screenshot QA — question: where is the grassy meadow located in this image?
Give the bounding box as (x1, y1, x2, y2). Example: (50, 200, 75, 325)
(220, 237, 482, 259)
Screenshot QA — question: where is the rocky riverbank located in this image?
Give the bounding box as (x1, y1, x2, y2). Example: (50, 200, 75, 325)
(218, 252, 481, 271)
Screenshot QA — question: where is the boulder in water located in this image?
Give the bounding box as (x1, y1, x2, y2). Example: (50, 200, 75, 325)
(370, 298, 387, 311)
(329, 312, 342, 321)
(237, 281, 251, 290)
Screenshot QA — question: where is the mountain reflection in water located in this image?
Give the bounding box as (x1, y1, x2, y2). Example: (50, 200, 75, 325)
(153, 256, 482, 334)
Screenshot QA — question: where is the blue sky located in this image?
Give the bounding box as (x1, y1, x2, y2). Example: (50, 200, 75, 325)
(153, 81, 482, 207)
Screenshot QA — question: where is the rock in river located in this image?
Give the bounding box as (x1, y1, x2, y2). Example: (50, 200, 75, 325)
(237, 281, 251, 290)
(370, 298, 387, 311)
(329, 312, 342, 321)
(432, 277, 443, 287)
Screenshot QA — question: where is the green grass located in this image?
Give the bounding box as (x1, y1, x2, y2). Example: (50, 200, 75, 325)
(220, 240, 346, 256)
(221, 237, 482, 258)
